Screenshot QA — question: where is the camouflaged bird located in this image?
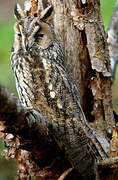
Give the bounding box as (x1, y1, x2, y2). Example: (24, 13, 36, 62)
(11, 2, 108, 179)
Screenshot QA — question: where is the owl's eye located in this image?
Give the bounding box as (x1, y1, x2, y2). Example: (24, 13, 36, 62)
(34, 30, 44, 41)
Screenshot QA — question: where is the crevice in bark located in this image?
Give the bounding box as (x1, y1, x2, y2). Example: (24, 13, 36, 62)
(80, 30, 95, 123)
(101, 99, 105, 124)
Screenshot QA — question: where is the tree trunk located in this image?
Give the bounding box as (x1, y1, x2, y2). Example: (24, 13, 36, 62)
(0, 0, 118, 180)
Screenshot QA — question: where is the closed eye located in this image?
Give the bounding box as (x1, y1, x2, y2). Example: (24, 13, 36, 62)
(34, 29, 44, 38)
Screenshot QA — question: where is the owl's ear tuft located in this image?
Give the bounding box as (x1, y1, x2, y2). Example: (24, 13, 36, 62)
(14, 3, 26, 20)
(40, 5, 53, 22)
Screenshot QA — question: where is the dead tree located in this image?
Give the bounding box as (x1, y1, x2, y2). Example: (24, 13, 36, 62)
(0, 0, 118, 180)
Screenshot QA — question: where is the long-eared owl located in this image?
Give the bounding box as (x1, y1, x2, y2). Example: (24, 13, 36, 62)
(11, 2, 107, 179)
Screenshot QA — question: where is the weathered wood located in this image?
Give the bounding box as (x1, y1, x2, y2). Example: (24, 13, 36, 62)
(40, 0, 115, 137)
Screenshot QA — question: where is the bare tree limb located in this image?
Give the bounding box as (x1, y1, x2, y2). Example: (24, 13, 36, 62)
(0, 85, 73, 179)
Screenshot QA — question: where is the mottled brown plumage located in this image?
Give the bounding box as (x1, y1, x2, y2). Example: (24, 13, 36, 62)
(11, 2, 108, 179)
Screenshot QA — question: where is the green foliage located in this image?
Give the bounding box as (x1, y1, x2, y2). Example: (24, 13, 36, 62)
(0, 140, 17, 180)
(0, 20, 14, 62)
(100, 0, 118, 113)
(0, 20, 17, 94)
(101, 0, 116, 28)
(112, 66, 118, 113)
(0, 20, 17, 179)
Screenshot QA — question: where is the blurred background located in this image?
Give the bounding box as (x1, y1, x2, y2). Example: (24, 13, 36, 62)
(0, 0, 117, 179)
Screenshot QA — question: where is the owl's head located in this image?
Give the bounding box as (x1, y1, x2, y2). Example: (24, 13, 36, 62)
(13, 4, 54, 51)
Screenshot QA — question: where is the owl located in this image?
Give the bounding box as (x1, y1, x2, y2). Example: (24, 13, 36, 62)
(11, 3, 107, 179)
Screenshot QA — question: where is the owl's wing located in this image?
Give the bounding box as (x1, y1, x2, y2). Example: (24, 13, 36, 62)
(11, 49, 108, 179)
(31, 53, 108, 179)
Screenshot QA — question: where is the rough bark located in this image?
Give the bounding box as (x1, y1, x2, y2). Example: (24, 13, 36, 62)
(40, 0, 114, 139)
(0, 0, 118, 180)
